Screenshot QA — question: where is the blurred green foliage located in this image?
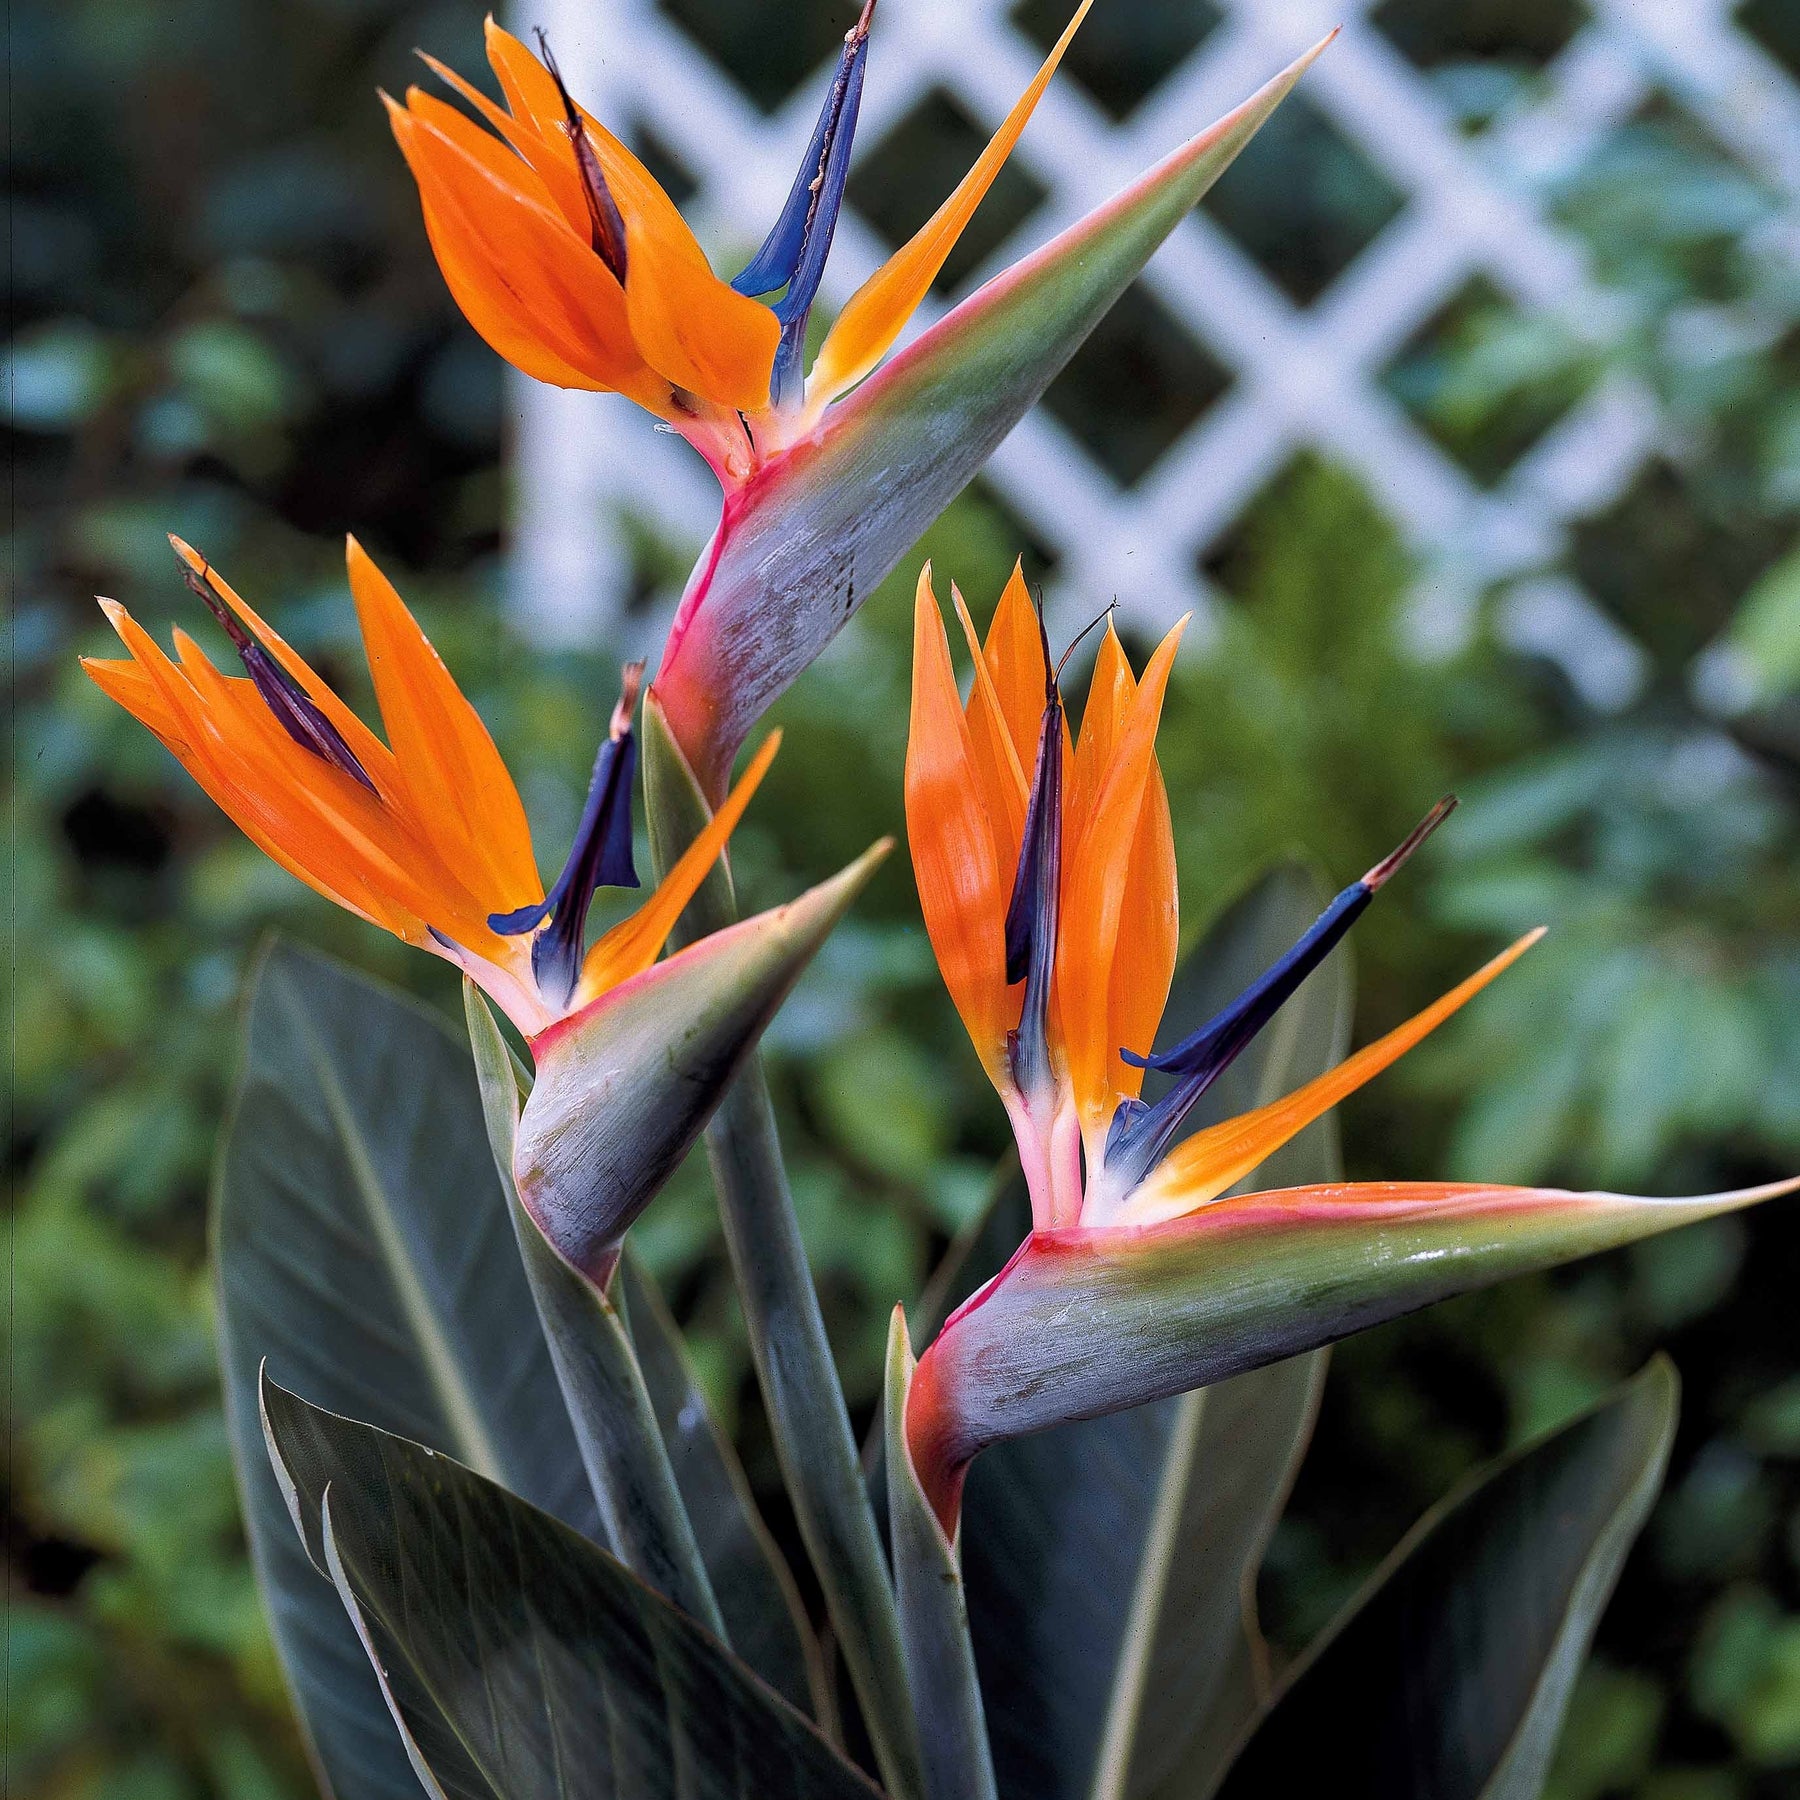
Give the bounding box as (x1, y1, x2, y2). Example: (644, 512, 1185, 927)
(9, 1, 1800, 1796)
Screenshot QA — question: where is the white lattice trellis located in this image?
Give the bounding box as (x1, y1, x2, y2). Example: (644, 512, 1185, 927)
(507, 0, 1800, 707)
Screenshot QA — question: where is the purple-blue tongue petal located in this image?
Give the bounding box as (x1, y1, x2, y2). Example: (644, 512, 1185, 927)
(733, 0, 874, 408)
(491, 665, 645, 1007)
(1003, 683, 1063, 1104)
(179, 554, 376, 793)
(1105, 798, 1456, 1187)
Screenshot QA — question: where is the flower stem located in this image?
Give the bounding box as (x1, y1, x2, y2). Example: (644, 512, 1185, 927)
(643, 697, 926, 1800)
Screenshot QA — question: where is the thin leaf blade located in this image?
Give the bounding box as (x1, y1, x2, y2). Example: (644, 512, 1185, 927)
(886, 1311, 997, 1800)
(622, 1252, 830, 1724)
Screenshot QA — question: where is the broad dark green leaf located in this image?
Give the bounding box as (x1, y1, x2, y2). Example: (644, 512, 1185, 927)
(1214, 1357, 1680, 1799)
(262, 1377, 885, 1800)
(956, 866, 1348, 1800)
(214, 937, 599, 1800)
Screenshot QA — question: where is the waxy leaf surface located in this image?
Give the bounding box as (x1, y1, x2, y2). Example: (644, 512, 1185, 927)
(260, 1378, 884, 1800)
(1215, 1358, 1680, 1799)
(213, 939, 597, 1800)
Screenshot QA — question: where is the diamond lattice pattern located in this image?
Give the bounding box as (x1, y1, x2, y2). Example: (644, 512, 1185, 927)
(507, 0, 1800, 709)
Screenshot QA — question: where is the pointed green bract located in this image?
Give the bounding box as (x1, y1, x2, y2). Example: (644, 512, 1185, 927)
(515, 843, 889, 1284)
(1214, 1359, 1680, 1799)
(909, 1177, 1798, 1526)
(651, 39, 1331, 798)
(887, 1310, 998, 1800)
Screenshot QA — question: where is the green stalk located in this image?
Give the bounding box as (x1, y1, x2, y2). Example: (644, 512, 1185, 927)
(643, 699, 926, 1800)
(465, 982, 725, 1639)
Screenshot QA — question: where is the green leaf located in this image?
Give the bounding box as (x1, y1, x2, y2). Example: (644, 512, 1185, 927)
(466, 980, 725, 1635)
(620, 1252, 830, 1725)
(954, 866, 1347, 1800)
(885, 1310, 997, 1800)
(213, 937, 598, 1800)
(651, 41, 1330, 799)
(1213, 1357, 1682, 1799)
(260, 1377, 885, 1800)
(515, 842, 891, 1285)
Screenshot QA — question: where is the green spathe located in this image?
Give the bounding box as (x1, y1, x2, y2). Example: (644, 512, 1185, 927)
(513, 841, 889, 1284)
(908, 1177, 1799, 1528)
(651, 37, 1332, 799)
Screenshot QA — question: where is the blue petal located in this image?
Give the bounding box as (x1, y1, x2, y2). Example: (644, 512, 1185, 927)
(734, 4, 873, 407)
(243, 644, 379, 793)
(1005, 692, 1063, 1102)
(178, 553, 376, 793)
(1105, 797, 1456, 1188)
(491, 696, 643, 1008)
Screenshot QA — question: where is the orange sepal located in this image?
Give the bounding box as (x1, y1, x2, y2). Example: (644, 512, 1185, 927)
(388, 94, 670, 407)
(1109, 762, 1178, 1100)
(1057, 617, 1186, 1130)
(808, 0, 1094, 407)
(417, 48, 593, 238)
(164, 624, 496, 944)
(907, 568, 1016, 1088)
(168, 536, 396, 785)
(82, 653, 186, 750)
(482, 21, 778, 412)
(95, 601, 412, 933)
(1121, 929, 1548, 1225)
(981, 562, 1052, 773)
(950, 582, 1028, 870)
(344, 537, 540, 914)
(1069, 621, 1134, 826)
